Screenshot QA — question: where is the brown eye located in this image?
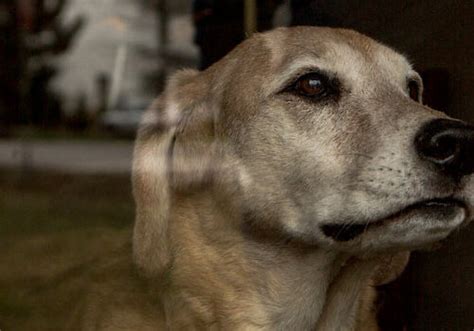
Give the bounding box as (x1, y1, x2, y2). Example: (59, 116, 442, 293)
(295, 73, 327, 97)
(408, 79, 420, 102)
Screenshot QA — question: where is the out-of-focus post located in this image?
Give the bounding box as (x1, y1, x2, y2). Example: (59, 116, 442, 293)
(244, 0, 257, 37)
(0, 0, 22, 136)
(156, 0, 168, 90)
(157, 0, 168, 48)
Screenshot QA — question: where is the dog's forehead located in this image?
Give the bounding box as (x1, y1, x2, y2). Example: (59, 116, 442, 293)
(260, 27, 413, 92)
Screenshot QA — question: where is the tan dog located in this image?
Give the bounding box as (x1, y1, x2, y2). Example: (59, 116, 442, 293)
(80, 27, 474, 330)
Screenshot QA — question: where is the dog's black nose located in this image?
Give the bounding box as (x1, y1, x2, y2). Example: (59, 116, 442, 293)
(415, 118, 474, 178)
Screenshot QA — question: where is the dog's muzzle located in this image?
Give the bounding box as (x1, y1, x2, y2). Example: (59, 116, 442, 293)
(320, 118, 474, 243)
(321, 198, 465, 242)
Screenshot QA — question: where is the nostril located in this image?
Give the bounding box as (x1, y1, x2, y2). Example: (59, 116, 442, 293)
(415, 118, 474, 178)
(425, 134, 460, 164)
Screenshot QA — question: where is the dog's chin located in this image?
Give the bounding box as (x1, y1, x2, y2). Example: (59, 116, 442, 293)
(320, 198, 468, 251)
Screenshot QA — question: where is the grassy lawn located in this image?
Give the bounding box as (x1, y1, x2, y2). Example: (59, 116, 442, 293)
(11, 126, 135, 141)
(0, 171, 135, 330)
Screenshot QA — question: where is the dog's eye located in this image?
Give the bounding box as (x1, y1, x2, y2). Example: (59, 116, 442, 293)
(294, 73, 329, 98)
(408, 79, 420, 102)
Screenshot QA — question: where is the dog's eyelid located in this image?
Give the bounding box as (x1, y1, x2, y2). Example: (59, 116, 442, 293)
(278, 68, 338, 94)
(407, 75, 421, 86)
(406, 72, 422, 87)
(291, 68, 333, 84)
(407, 77, 422, 102)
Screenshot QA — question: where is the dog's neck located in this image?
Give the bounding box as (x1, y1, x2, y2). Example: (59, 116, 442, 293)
(159, 192, 379, 330)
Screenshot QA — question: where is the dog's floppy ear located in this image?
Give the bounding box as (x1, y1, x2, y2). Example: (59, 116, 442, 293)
(132, 69, 215, 276)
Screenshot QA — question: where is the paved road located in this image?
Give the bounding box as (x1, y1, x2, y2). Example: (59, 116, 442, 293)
(0, 140, 134, 174)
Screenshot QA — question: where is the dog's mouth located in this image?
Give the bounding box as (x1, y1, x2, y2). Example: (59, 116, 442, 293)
(321, 197, 466, 242)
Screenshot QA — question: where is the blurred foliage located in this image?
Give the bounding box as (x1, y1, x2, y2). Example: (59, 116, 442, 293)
(0, 0, 85, 134)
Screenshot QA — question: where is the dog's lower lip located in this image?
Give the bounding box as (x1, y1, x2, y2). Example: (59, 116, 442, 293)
(321, 197, 465, 242)
(400, 197, 464, 212)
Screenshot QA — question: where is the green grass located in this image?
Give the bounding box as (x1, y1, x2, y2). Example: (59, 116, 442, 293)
(0, 171, 134, 237)
(0, 171, 135, 330)
(11, 126, 134, 141)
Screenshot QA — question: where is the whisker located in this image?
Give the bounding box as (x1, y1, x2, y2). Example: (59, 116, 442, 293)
(333, 153, 373, 160)
(362, 220, 370, 236)
(334, 219, 354, 240)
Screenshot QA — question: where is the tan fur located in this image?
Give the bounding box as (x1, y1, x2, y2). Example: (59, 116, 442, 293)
(75, 27, 474, 330)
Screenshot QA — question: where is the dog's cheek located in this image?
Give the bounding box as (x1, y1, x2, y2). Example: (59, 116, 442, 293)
(231, 161, 309, 240)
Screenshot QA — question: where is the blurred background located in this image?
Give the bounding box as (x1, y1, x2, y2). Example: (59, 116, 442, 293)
(0, 1, 472, 330)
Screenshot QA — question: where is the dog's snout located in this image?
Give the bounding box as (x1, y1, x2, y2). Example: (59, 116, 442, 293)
(415, 118, 474, 178)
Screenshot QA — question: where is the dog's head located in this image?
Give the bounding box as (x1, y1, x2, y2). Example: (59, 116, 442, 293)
(133, 27, 474, 274)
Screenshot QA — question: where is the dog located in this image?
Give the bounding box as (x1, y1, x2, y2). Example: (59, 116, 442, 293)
(77, 27, 474, 330)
